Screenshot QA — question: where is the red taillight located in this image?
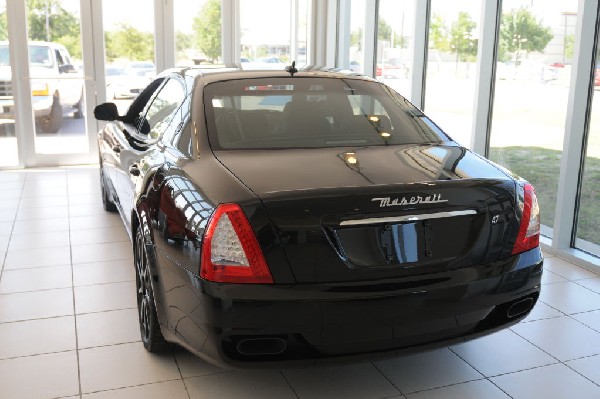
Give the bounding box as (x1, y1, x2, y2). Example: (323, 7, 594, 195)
(512, 183, 540, 255)
(201, 203, 273, 284)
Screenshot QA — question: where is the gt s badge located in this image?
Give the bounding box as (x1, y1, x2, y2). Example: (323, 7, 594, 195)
(372, 194, 448, 208)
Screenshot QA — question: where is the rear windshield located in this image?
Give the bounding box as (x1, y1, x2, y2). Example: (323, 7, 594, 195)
(204, 77, 450, 150)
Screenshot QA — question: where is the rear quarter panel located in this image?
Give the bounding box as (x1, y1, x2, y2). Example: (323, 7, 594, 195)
(135, 152, 292, 351)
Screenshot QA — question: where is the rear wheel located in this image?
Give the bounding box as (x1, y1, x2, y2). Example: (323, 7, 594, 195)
(73, 91, 84, 119)
(100, 168, 117, 212)
(39, 95, 63, 133)
(135, 228, 170, 352)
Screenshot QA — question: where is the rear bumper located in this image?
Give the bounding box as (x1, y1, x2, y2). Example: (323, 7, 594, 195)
(163, 247, 543, 368)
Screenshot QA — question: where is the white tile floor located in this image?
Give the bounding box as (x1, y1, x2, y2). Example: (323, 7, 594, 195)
(1, 166, 600, 398)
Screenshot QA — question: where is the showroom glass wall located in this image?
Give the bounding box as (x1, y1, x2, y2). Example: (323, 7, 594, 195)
(240, 0, 290, 68)
(488, 0, 578, 239)
(348, 0, 366, 74)
(176, 0, 310, 69)
(424, 0, 482, 148)
(376, 0, 414, 98)
(26, 0, 89, 156)
(174, 0, 210, 67)
(575, 32, 600, 254)
(102, 0, 155, 114)
(0, 0, 19, 167)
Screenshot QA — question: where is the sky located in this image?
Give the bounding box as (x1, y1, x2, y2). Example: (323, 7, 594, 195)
(61, 0, 204, 33)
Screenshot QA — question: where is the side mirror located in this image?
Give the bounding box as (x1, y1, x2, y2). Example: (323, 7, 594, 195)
(59, 64, 77, 74)
(94, 102, 120, 121)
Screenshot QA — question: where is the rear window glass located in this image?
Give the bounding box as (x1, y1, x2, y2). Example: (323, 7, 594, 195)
(204, 77, 450, 150)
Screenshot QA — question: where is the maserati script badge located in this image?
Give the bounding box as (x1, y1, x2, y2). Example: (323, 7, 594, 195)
(371, 194, 448, 208)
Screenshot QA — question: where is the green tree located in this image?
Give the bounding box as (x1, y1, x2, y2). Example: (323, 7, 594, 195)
(351, 20, 403, 52)
(350, 27, 363, 51)
(449, 12, 477, 63)
(564, 33, 574, 61)
(176, 31, 193, 62)
(192, 0, 221, 63)
(105, 23, 154, 62)
(27, 0, 81, 58)
(0, 1, 81, 58)
(429, 13, 449, 52)
(500, 7, 553, 64)
(0, 12, 7, 41)
(378, 18, 406, 48)
(378, 19, 392, 42)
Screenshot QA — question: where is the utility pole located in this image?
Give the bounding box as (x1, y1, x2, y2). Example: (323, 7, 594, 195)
(45, 2, 50, 42)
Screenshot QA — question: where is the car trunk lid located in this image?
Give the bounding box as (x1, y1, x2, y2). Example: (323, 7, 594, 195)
(215, 144, 519, 283)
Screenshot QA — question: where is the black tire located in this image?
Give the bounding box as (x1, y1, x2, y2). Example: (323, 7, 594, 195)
(39, 95, 63, 133)
(73, 91, 84, 119)
(100, 168, 117, 212)
(135, 228, 170, 352)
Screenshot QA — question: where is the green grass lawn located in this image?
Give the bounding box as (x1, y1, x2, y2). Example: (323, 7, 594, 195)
(489, 146, 600, 246)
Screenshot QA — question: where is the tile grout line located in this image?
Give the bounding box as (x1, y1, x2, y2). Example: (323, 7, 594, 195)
(66, 171, 85, 399)
(82, 378, 183, 396)
(527, 298, 568, 320)
(0, 257, 134, 274)
(505, 321, 600, 389)
(0, 279, 136, 296)
(561, 359, 600, 391)
(547, 278, 600, 390)
(370, 362, 405, 397)
(486, 378, 515, 399)
(171, 347, 192, 399)
(0, 176, 25, 287)
(567, 312, 600, 333)
(447, 347, 515, 399)
(571, 279, 600, 296)
(278, 369, 301, 399)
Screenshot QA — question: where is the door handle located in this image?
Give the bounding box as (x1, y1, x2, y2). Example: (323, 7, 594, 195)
(129, 164, 140, 176)
(112, 145, 121, 154)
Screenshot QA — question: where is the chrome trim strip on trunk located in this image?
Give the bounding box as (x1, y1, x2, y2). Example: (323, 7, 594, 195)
(339, 210, 477, 226)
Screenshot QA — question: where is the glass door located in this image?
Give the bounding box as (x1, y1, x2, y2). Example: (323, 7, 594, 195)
(0, 0, 21, 167)
(26, 0, 90, 157)
(488, 0, 578, 238)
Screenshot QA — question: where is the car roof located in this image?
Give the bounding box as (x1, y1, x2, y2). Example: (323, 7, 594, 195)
(162, 65, 375, 85)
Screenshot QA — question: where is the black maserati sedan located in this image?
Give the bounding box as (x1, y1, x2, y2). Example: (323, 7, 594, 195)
(95, 66, 542, 367)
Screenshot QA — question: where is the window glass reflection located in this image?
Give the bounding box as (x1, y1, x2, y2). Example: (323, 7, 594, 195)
(376, 0, 414, 98)
(0, 0, 19, 166)
(240, 0, 290, 70)
(424, 0, 481, 148)
(26, 0, 89, 155)
(488, 0, 578, 238)
(348, 0, 366, 74)
(103, 0, 156, 114)
(174, 0, 220, 67)
(575, 36, 600, 255)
